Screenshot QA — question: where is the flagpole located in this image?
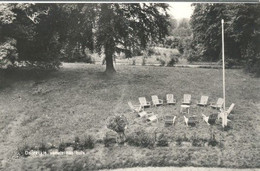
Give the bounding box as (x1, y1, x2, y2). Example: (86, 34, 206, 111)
(221, 19, 226, 127)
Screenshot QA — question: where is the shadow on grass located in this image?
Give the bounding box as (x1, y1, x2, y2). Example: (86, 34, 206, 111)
(0, 68, 57, 90)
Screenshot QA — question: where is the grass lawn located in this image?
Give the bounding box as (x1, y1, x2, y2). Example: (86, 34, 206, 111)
(0, 63, 259, 170)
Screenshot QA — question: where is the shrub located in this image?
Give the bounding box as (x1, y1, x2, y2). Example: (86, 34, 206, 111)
(38, 141, 48, 153)
(127, 129, 155, 148)
(156, 133, 168, 147)
(73, 135, 95, 150)
(208, 133, 218, 147)
(103, 132, 117, 147)
(74, 136, 80, 144)
(191, 135, 207, 147)
(58, 141, 67, 152)
(72, 136, 81, 150)
(132, 59, 136, 65)
(167, 53, 179, 66)
(147, 47, 156, 56)
(107, 115, 128, 134)
(142, 57, 146, 66)
(176, 134, 189, 146)
(218, 57, 239, 68)
(244, 45, 260, 76)
(107, 115, 128, 144)
(177, 42, 184, 54)
(132, 48, 143, 56)
(157, 58, 165, 66)
(17, 143, 31, 157)
(81, 135, 95, 149)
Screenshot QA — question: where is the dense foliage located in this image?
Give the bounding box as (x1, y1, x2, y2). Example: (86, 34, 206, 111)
(95, 4, 169, 73)
(1, 4, 63, 69)
(0, 3, 170, 74)
(190, 4, 260, 75)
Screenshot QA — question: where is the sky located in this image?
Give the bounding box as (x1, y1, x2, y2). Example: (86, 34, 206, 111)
(168, 3, 194, 19)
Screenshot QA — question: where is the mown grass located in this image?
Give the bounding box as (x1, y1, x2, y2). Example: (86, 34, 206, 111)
(0, 63, 260, 170)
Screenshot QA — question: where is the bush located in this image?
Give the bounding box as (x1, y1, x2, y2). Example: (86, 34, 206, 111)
(208, 132, 218, 147)
(72, 136, 81, 150)
(157, 58, 165, 66)
(191, 135, 207, 147)
(147, 47, 156, 56)
(127, 129, 155, 148)
(176, 134, 189, 146)
(73, 135, 95, 150)
(132, 59, 136, 65)
(142, 57, 146, 66)
(243, 43, 260, 76)
(218, 57, 239, 68)
(177, 42, 184, 54)
(167, 53, 179, 66)
(103, 132, 117, 147)
(107, 115, 128, 134)
(81, 135, 95, 149)
(17, 143, 32, 157)
(156, 133, 168, 147)
(38, 141, 48, 153)
(132, 48, 143, 56)
(58, 141, 67, 152)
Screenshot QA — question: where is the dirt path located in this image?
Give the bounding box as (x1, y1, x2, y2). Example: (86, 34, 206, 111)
(0, 92, 28, 168)
(0, 111, 25, 168)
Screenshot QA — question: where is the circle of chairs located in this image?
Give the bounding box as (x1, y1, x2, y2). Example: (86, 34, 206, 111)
(128, 94, 235, 127)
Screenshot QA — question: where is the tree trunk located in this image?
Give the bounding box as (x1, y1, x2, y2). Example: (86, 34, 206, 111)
(101, 4, 116, 75)
(104, 37, 116, 75)
(105, 54, 116, 74)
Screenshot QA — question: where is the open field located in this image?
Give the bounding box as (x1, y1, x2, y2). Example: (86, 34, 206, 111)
(0, 63, 259, 170)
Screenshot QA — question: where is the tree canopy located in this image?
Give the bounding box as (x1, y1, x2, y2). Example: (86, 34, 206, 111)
(95, 4, 169, 73)
(190, 4, 260, 74)
(0, 3, 170, 74)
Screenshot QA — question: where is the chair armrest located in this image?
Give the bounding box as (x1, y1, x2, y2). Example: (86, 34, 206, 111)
(159, 99, 164, 103)
(132, 104, 141, 108)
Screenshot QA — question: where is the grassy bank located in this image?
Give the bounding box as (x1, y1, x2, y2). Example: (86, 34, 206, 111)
(0, 63, 259, 170)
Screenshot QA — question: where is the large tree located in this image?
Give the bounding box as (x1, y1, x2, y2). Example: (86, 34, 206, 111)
(95, 4, 169, 74)
(1, 3, 169, 73)
(0, 4, 65, 69)
(190, 3, 260, 74)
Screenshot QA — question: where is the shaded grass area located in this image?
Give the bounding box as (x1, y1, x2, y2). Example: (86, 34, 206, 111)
(0, 63, 260, 170)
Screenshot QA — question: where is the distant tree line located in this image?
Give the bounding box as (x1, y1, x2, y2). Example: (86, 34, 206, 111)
(189, 4, 260, 75)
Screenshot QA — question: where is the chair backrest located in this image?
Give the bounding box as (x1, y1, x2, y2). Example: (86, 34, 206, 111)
(200, 96, 209, 104)
(184, 94, 191, 103)
(139, 97, 147, 106)
(166, 94, 174, 102)
(151, 95, 159, 104)
(128, 101, 134, 110)
(216, 98, 224, 107)
(148, 115, 157, 122)
(226, 103, 235, 114)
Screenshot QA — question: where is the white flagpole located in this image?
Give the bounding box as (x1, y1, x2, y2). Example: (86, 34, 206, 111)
(221, 19, 226, 127)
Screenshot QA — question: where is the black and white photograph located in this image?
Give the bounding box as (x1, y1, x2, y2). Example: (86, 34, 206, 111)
(0, 2, 259, 171)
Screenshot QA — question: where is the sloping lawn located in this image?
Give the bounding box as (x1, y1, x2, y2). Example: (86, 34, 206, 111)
(0, 63, 259, 170)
